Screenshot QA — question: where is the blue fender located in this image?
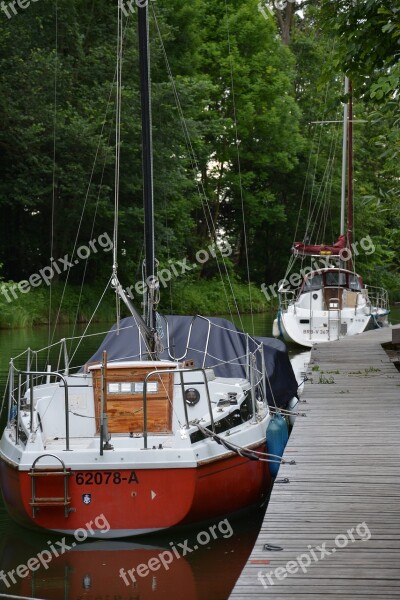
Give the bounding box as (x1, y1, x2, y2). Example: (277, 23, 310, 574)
(266, 413, 289, 477)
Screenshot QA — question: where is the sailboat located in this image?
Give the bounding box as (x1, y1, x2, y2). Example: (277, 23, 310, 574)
(273, 78, 390, 348)
(0, 3, 297, 538)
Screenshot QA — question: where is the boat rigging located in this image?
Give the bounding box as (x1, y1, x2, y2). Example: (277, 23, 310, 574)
(273, 77, 390, 347)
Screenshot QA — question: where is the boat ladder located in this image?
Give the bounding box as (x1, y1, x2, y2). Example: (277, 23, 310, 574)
(29, 454, 72, 518)
(328, 298, 341, 340)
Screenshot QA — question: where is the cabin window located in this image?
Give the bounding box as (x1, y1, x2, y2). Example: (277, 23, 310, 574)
(304, 274, 322, 291)
(349, 274, 361, 291)
(325, 272, 346, 287)
(107, 382, 159, 394)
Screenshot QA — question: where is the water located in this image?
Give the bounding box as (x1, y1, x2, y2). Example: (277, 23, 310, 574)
(0, 309, 399, 600)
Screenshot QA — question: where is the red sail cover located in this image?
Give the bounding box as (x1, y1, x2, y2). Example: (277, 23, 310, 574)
(292, 234, 346, 256)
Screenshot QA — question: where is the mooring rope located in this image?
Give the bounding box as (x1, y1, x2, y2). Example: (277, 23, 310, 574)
(196, 423, 295, 465)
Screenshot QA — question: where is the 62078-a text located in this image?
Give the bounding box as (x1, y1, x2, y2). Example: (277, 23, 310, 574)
(75, 471, 139, 485)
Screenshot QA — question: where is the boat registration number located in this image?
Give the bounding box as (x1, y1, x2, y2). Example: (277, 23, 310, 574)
(75, 471, 139, 485)
(302, 329, 328, 335)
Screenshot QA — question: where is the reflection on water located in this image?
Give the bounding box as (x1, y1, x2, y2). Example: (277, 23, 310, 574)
(0, 508, 265, 600)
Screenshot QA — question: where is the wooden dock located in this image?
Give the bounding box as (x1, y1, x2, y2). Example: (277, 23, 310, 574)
(230, 326, 400, 599)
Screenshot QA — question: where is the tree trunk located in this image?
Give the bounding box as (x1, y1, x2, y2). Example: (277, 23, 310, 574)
(276, 2, 295, 45)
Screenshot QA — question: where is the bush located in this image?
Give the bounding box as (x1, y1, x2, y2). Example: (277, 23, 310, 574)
(0, 276, 276, 330)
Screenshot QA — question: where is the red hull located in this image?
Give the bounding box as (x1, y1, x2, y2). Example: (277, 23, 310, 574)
(0, 446, 271, 537)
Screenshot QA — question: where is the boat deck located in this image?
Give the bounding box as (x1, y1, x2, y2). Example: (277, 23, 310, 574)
(40, 434, 176, 451)
(229, 325, 400, 599)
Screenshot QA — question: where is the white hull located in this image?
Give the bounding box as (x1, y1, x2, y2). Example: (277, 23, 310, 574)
(274, 306, 389, 348)
(273, 268, 390, 347)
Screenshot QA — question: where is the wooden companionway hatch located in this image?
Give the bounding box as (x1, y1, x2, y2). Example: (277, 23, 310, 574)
(89, 362, 174, 434)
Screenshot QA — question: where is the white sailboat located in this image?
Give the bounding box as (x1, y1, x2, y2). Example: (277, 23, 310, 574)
(273, 78, 389, 348)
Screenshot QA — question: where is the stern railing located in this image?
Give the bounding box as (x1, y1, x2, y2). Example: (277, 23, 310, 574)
(365, 285, 389, 312)
(7, 365, 70, 451)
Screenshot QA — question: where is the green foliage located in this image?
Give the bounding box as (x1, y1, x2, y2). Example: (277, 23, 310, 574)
(0, 277, 272, 329)
(318, 1, 399, 92)
(159, 277, 271, 315)
(192, 0, 304, 283)
(0, 0, 398, 321)
(0, 282, 116, 329)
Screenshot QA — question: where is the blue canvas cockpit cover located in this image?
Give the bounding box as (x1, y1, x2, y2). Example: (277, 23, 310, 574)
(86, 315, 297, 408)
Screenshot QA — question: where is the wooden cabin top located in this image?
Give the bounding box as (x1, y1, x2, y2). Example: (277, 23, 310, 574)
(89, 360, 177, 434)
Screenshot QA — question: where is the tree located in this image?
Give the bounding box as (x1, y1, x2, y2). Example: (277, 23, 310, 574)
(188, 0, 304, 284)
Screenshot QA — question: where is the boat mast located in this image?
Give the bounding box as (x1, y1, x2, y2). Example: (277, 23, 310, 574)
(347, 79, 354, 269)
(138, 2, 158, 350)
(340, 77, 349, 238)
